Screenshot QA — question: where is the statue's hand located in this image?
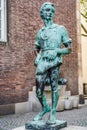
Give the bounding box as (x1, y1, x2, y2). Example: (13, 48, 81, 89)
(47, 50, 57, 60)
(56, 47, 72, 55)
(34, 53, 41, 66)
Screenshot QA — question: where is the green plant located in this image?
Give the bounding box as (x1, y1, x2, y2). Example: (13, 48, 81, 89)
(80, 0, 87, 37)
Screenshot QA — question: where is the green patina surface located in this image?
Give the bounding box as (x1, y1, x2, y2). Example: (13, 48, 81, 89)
(27, 2, 72, 127)
(34, 2, 72, 123)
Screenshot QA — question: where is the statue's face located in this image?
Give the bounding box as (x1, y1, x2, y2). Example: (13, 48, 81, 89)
(41, 4, 55, 20)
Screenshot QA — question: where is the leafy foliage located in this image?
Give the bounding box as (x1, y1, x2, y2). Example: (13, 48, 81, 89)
(80, 0, 87, 37)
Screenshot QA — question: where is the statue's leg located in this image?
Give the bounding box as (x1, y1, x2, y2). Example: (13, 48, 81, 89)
(33, 74, 51, 121)
(50, 67, 60, 124)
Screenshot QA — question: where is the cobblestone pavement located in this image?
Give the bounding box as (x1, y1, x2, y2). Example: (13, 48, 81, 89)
(0, 105, 87, 130)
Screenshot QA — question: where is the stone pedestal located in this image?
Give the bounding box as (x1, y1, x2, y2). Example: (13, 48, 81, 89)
(12, 125, 87, 130)
(25, 120, 67, 130)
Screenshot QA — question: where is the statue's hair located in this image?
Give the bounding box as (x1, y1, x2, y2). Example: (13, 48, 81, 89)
(40, 2, 55, 19)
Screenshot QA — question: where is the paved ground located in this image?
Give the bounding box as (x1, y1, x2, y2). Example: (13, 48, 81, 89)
(0, 105, 87, 130)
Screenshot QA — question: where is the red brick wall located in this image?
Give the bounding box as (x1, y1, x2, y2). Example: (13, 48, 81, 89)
(0, 0, 78, 105)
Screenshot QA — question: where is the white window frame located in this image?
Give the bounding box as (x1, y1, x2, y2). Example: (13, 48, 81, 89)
(0, 0, 7, 42)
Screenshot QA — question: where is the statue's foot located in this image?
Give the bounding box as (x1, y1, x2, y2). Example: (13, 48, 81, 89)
(33, 106, 51, 121)
(49, 109, 56, 124)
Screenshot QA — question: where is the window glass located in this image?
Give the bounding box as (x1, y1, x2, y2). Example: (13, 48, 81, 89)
(0, 0, 7, 42)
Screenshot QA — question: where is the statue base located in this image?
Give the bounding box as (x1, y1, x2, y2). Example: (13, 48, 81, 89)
(25, 120, 67, 130)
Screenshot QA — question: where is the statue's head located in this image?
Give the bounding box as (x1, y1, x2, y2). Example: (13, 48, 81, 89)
(40, 2, 55, 20)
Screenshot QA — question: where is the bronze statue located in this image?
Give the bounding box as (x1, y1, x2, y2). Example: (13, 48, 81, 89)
(34, 2, 72, 124)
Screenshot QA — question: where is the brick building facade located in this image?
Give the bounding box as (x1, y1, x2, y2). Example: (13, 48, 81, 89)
(0, 0, 82, 114)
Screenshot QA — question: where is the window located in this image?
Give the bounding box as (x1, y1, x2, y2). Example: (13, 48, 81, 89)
(0, 0, 7, 42)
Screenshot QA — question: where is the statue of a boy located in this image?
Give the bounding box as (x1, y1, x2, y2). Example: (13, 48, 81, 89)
(34, 2, 72, 124)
